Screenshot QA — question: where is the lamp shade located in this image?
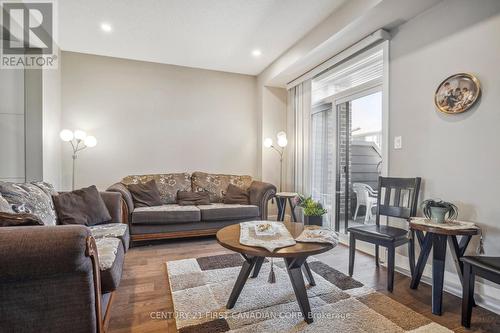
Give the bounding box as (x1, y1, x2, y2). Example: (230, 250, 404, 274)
(74, 130, 87, 141)
(59, 129, 74, 142)
(84, 135, 97, 148)
(277, 137, 288, 147)
(263, 138, 273, 148)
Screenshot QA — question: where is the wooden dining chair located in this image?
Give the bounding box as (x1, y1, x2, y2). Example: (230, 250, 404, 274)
(348, 176, 421, 292)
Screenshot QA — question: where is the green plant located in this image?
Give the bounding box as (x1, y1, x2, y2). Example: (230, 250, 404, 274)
(421, 199, 458, 220)
(296, 195, 327, 217)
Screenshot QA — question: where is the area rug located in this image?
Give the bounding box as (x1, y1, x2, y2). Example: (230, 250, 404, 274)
(166, 254, 453, 333)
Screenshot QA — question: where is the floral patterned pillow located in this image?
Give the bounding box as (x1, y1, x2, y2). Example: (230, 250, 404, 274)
(191, 172, 252, 203)
(0, 193, 13, 213)
(122, 173, 192, 204)
(0, 182, 57, 226)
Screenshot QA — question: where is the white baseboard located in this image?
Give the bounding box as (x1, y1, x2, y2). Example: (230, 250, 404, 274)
(338, 233, 500, 315)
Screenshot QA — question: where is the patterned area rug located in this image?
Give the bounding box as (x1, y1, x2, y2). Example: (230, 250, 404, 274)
(166, 254, 453, 333)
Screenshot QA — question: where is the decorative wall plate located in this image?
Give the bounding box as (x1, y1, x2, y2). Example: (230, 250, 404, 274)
(434, 73, 481, 114)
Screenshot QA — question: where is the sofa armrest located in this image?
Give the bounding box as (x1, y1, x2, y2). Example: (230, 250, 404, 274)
(100, 191, 124, 224)
(107, 182, 133, 221)
(0, 225, 103, 332)
(248, 181, 277, 220)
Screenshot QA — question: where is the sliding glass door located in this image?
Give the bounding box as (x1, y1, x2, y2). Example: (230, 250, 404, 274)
(335, 90, 382, 233)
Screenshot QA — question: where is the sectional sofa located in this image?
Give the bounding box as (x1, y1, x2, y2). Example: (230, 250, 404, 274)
(108, 171, 276, 242)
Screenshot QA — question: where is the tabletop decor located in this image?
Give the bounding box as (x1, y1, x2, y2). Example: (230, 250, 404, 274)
(263, 131, 288, 192)
(295, 225, 338, 246)
(60, 129, 98, 190)
(296, 195, 327, 226)
(434, 73, 481, 114)
(421, 199, 458, 224)
(239, 221, 296, 252)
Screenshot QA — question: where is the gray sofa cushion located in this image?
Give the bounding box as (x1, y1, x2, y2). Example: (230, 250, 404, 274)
(89, 223, 130, 251)
(95, 237, 124, 293)
(199, 203, 259, 221)
(132, 204, 201, 224)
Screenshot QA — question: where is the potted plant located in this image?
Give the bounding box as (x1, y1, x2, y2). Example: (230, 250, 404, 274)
(295, 195, 327, 226)
(421, 199, 458, 224)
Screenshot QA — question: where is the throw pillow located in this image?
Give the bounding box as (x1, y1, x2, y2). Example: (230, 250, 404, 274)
(0, 193, 13, 213)
(223, 184, 250, 205)
(177, 191, 210, 206)
(0, 182, 57, 226)
(127, 180, 163, 208)
(52, 185, 112, 226)
(0, 212, 44, 227)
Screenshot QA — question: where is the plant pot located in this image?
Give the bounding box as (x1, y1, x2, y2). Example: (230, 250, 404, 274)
(430, 207, 449, 224)
(304, 215, 323, 226)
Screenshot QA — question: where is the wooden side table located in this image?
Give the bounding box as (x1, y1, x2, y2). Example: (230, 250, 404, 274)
(409, 219, 479, 315)
(275, 192, 298, 222)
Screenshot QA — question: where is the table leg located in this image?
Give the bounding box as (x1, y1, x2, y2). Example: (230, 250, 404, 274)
(288, 197, 297, 222)
(285, 257, 313, 324)
(448, 235, 475, 306)
(277, 198, 286, 221)
(227, 255, 260, 309)
(250, 257, 265, 278)
(432, 234, 447, 315)
(301, 260, 316, 286)
(410, 232, 433, 289)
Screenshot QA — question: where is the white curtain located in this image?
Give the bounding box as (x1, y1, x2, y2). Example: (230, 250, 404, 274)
(286, 79, 311, 195)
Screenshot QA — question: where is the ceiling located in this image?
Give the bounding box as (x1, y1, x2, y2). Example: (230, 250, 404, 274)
(58, 0, 347, 75)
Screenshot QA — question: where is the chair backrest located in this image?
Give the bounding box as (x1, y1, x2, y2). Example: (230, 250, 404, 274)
(375, 176, 421, 225)
(352, 183, 376, 205)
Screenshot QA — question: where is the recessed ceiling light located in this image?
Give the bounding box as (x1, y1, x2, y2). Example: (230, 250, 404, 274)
(252, 49, 262, 57)
(100, 22, 112, 32)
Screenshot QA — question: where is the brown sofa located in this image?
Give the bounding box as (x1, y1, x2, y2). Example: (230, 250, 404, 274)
(108, 171, 276, 242)
(0, 188, 128, 333)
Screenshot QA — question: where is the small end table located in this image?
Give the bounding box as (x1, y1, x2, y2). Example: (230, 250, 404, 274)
(409, 219, 479, 315)
(275, 192, 298, 222)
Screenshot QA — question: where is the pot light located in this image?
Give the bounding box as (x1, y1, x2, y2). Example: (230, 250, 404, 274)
(252, 49, 262, 57)
(100, 22, 112, 32)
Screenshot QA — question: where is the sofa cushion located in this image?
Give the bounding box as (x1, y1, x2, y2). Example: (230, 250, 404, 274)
(0, 182, 57, 226)
(0, 212, 44, 227)
(132, 204, 201, 224)
(199, 203, 259, 221)
(122, 173, 192, 204)
(127, 179, 163, 208)
(191, 172, 252, 203)
(223, 184, 250, 205)
(177, 190, 210, 206)
(53, 186, 112, 226)
(89, 223, 130, 251)
(95, 237, 124, 293)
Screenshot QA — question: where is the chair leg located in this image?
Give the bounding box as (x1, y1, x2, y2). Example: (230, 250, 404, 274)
(353, 203, 360, 221)
(349, 233, 356, 277)
(462, 263, 475, 328)
(375, 245, 380, 267)
(387, 246, 395, 292)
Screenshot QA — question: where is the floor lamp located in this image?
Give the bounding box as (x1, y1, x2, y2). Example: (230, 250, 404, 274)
(60, 129, 97, 190)
(263, 131, 288, 192)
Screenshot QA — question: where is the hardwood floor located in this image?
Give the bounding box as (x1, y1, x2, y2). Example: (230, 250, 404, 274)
(107, 237, 500, 333)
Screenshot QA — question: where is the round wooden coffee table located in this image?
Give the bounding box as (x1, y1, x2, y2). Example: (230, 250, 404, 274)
(216, 222, 333, 323)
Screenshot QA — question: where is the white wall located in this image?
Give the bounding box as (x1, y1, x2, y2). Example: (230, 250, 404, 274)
(0, 65, 25, 183)
(389, 0, 500, 310)
(61, 52, 258, 190)
(42, 47, 62, 189)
